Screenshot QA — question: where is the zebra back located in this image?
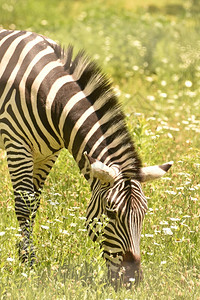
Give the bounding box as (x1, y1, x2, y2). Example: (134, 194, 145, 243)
(0, 29, 141, 184)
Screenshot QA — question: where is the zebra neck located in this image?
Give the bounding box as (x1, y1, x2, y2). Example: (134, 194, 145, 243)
(44, 48, 142, 182)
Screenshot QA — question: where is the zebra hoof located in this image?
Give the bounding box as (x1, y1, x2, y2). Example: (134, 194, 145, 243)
(17, 240, 36, 267)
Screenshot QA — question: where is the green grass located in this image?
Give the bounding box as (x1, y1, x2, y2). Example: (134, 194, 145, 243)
(0, 0, 200, 299)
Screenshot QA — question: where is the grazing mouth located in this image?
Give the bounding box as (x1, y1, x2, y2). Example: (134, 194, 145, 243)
(121, 251, 142, 285)
(109, 266, 143, 289)
(108, 252, 143, 288)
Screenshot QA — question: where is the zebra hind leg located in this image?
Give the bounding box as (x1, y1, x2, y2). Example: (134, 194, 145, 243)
(16, 192, 38, 266)
(14, 190, 38, 266)
(16, 153, 60, 265)
(5, 142, 38, 266)
(6, 137, 59, 265)
(17, 216, 36, 266)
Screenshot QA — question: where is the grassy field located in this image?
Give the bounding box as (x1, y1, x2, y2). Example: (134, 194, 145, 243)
(0, 0, 200, 299)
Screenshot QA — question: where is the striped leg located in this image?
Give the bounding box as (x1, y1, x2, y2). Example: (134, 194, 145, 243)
(7, 140, 59, 264)
(5, 141, 36, 264)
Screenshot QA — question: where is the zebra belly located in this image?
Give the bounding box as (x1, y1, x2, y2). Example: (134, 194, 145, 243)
(0, 134, 5, 150)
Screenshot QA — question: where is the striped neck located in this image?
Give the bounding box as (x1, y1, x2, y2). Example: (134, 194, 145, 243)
(36, 41, 142, 183)
(53, 47, 142, 183)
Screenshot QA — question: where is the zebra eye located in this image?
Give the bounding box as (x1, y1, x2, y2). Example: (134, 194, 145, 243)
(101, 182, 112, 188)
(106, 207, 117, 220)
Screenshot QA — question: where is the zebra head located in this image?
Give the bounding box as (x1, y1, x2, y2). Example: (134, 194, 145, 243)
(85, 153, 173, 285)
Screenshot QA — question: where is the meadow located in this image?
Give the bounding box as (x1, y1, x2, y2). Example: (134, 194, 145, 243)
(0, 0, 200, 299)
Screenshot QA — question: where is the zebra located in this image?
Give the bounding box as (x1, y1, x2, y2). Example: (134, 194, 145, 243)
(0, 29, 172, 285)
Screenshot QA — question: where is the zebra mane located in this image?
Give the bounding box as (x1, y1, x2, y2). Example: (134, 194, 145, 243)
(53, 44, 142, 177)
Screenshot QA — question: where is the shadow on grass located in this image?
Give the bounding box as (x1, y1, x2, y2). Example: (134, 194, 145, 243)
(147, 2, 200, 16)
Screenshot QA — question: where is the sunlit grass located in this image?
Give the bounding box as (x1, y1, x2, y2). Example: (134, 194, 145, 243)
(0, 0, 200, 299)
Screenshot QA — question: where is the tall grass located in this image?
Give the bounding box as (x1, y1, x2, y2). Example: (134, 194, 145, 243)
(0, 0, 200, 299)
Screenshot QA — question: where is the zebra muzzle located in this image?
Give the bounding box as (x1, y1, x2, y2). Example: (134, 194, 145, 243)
(121, 252, 143, 285)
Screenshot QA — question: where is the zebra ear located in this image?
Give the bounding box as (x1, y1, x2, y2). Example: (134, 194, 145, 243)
(140, 161, 173, 182)
(84, 152, 118, 184)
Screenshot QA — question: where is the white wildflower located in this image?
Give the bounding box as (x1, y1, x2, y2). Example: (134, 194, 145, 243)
(185, 80, 192, 87)
(129, 278, 136, 282)
(167, 132, 173, 139)
(161, 80, 167, 86)
(41, 20, 48, 26)
(41, 225, 49, 230)
(79, 216, 87, 220)
(147, 95, 155, 101)
(132, 65, 139, 71)
(160, 221, 168, 225)
(145, 234, 154, 238)
(54, 219, 62, 223)
(60, 229, 69, 235)
(6, 227, 16, 230)
(125, 93, 131, 99)
(154, 242, 160, 246)
(132, 40, 141, 47)
(160, 92, 167, 98)
(171, 225, 178, 230)
(161, 58, 168, 64)
(191, 197, 198, 201)
(165, 190, 176, 195)
(53, 193, 61, 196)
(170, 218, 180, 221)
(162, 177, 171, 181)
(146, 76, 153, 82)
(7, 257, 14, 262)
(72, 206, 79, 210)
(163, 228, 173, 235)
(78, 229, 87, 232)
(48, 201, 59, 206)
(172, 74, 179, 81)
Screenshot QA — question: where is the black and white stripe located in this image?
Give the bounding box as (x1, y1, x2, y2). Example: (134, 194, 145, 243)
(86, 176, 147, 279)
(0, 29, 172, 282)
